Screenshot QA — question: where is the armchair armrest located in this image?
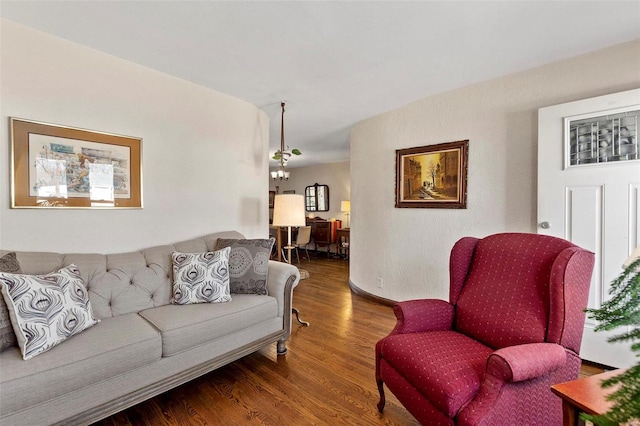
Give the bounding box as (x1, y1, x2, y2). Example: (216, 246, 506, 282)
(390, 299, 454, 335)
(458, 343, 569, 424)
(486, 343, 567, 383)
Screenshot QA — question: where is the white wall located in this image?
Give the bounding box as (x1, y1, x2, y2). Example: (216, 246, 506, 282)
(350, 40, 640, 302)
(0, 20, 270, 253)
(269, 161, 350, 225)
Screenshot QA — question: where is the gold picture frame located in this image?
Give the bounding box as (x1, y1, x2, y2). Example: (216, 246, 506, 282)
(10, 118, 143, 208)
(395, 140, 468, 209)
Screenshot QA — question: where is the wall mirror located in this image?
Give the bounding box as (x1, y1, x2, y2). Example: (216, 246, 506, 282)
(305, 183, 329, 212)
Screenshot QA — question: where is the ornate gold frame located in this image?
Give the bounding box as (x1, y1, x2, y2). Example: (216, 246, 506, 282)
(395, 140, 468, 209)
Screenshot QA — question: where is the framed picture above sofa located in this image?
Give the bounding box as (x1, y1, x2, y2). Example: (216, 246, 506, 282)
(10, 118, 142, 209)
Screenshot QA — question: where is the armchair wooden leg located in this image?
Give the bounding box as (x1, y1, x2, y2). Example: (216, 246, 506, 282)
(377, 379, 386, 412)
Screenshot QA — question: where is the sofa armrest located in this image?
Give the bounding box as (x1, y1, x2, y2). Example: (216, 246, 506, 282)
(390, 299, 454, 335)
(486, 343, 567, 383)
(266, 260, 299, 318)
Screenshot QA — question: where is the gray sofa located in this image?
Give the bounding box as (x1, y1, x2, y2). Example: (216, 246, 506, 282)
(0, 231, 300, 426)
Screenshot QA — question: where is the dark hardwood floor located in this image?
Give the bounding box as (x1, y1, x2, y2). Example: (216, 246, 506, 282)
(95, 254, 602, 425)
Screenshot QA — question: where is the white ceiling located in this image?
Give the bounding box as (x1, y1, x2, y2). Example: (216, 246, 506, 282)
(2, 1, 639, 168)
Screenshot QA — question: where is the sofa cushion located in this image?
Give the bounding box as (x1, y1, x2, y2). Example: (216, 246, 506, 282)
(0, 252, 21, 352)
(0, 312, 161, 415)
(139, 294, 278, 356)
(171, 248, 232, 305)
(214, 238, 275, 295)
(378, 330, 493, 418)
(0, 264, 99, 360)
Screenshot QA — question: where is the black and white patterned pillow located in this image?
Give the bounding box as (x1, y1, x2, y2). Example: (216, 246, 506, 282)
(0, 252, 21, 352)
(0, 264, 99, 360)
(171, 248, 232, 305)
(214, 238, 275, 295)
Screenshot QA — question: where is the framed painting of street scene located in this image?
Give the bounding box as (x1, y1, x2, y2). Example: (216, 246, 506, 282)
(395, 140, 468, 209)
(10, 118, 142, 208)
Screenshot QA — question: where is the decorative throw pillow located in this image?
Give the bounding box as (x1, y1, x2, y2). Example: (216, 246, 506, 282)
(0, 264, 99, 360)
(0, 252, 21, 352)
(214, 238, 275, 295)
(171, 248, 232, 305)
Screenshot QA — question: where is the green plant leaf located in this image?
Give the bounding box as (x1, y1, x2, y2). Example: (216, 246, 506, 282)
(291, 149, 302, 155)
(583, 257, 640, 425)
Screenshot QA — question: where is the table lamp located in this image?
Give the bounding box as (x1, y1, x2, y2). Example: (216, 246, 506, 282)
(272, 194, 306, 264)
(341, 200, 351, 228)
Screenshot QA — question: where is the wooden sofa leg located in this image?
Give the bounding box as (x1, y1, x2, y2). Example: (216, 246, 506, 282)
(277, 339, 288, 355)
(377, 379, 386, 412)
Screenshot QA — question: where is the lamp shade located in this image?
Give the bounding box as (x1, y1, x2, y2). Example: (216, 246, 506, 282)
(272, 194, 306, 227)
(341, 200, 351, 212)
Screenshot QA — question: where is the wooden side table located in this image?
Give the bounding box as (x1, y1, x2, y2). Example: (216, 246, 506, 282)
(551, 369, 622, 426)
(306, 217, 341, 254)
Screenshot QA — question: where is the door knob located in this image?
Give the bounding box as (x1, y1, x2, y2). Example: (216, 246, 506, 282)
(540, 221, 551, 229)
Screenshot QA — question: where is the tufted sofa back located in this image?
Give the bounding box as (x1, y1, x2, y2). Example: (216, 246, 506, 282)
(452, 233, 594, 352)
(1, 231, 244, 319)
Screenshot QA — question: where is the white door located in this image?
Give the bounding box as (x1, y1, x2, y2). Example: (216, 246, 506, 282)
(538, 89, 640, 369)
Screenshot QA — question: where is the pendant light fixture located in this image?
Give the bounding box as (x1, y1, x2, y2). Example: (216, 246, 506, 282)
(271, 102, 301, 180)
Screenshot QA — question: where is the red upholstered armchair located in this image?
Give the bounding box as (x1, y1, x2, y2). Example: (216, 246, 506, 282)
(375, 233, 595, 425)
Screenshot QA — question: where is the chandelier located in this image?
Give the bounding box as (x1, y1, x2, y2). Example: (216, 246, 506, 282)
(271, 102, 300, 180)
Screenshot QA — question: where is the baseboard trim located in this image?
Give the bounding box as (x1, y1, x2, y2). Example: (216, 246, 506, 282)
(348, 280, 397, 307)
